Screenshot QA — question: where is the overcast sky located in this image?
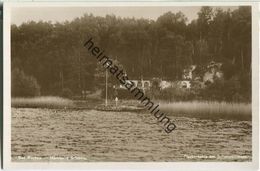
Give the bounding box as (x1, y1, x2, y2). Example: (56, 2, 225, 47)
(11, 6, 238, 26)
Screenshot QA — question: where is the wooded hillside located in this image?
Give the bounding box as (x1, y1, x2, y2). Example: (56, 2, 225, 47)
(11, 6, 251, 98)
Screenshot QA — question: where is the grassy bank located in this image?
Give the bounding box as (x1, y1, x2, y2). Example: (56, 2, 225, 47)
(11, 97, 252, 121)
(159, 101, 251, 121)
(12, 96, 74, 108)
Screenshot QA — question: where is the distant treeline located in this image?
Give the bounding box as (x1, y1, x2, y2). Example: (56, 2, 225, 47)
(11, 6, 251, 98)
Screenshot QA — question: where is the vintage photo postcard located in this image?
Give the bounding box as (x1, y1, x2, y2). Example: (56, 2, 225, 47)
(3, 1, 259, 170)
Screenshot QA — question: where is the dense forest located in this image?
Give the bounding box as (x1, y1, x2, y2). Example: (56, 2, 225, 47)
(11, 6, 251, 101)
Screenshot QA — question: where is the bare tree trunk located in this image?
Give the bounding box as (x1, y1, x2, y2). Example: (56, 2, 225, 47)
(232, 56, 236, 65)
(60, 70, 63, 90)
(78, 54, 82, 89)
(241, 48, 244, 71)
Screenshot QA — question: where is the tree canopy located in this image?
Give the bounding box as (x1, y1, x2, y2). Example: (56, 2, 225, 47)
(11, 6, 251, 97)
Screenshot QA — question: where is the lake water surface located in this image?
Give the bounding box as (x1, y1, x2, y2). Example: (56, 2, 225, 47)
(11, 108, 252, 162)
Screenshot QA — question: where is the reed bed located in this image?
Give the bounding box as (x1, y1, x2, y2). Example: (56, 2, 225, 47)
(159, 101, 251, 121)
(12, 96, 74, 108)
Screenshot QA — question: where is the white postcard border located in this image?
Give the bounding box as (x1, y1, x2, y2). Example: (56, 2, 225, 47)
(3, 1, 259, 170)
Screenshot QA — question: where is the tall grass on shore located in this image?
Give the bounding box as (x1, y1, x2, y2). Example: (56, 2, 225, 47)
(159, 101, 251, 121)
(12, 96, 74, 109)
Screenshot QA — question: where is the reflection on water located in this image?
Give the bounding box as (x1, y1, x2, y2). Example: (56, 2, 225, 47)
(11, 108, 252, 162)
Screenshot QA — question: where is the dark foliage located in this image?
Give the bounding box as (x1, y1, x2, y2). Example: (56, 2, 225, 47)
(60, 88, 73, 99)
(12, 69, 41, 97)
(11, 7, 251, 101)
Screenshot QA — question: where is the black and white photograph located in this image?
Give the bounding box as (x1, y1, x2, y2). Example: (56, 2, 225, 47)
(2, 2, 259, 169)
